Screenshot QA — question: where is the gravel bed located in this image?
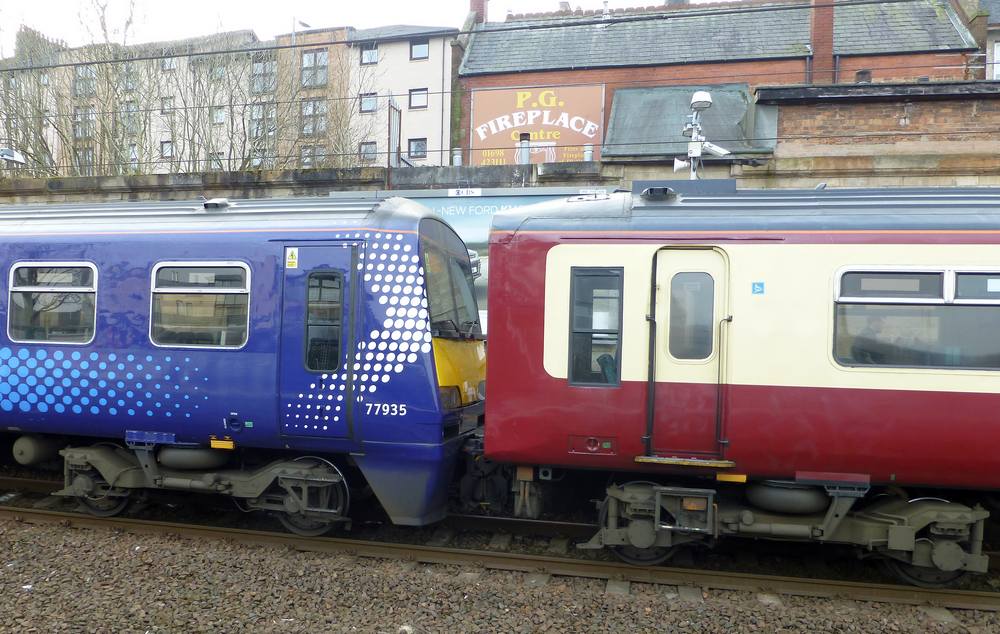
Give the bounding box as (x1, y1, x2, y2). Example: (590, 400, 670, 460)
(2, 520, 999, 633)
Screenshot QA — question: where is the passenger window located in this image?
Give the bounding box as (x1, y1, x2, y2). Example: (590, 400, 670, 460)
(9, 263, 97, 344)
(669, 272, 714, 360)
(305, 272, 342, 372)
(569, 268, 622, 386)
(834, 270, 1000, 370)
(150, 264, 249, 348)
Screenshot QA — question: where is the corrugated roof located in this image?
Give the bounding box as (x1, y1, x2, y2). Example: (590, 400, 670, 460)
(460, 0, 977, 76)
(349, 25, 458, 43)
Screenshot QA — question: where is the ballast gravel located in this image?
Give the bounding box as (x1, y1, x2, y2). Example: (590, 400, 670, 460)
(1, 520, 998, 633)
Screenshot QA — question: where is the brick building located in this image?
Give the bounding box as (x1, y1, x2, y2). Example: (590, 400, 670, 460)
(454, 0, 981, 169)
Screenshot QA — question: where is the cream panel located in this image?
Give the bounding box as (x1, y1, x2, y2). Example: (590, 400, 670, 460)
(543, 243, 661, 379)
(543, 242, 1000, 394)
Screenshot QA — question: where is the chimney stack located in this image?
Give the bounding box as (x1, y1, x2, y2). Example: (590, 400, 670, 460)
(810, 0, 835, 83)
(470, 0, 489, 24)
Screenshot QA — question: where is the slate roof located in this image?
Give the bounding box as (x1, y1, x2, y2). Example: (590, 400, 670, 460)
(460, 0, 977, 76)
(982, 0, 1000, 25)
(602, 84, 776, 158)
(349, 25, 458, 43)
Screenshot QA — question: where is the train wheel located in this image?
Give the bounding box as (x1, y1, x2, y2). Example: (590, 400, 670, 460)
(611, 544, 675, 566)
(77, 491, 131, 517)
(882, 558, 966, 588)
(277, 457, 349, 537)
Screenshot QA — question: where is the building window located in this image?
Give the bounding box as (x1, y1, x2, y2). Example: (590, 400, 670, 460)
(128, 144, 139, 172)
(160, 140, 173, 159)
(251, 55, 276, 94)
(8, 263, 97, 344)
(834, 269, 1000, 370)
(300, 145, 327, 168)
(74, 146, 94, 176)
(73, 65, 96, 97)
(151, 263, 250, 348)
(358, 141, 377, 163)
(360, 42, 378, 65)
(160, 96, 174, 115)
(407, 137, 427, 159)
(160, 56, 178, 71)
(250, 103, 276, 140)
(123, 64, 138, 92)
(301, 49, 328, 88)
(408, 88, 428, 110)
(409, 38, 429, 60)
(73, 106, 95, 139)
(305, 272, 343, 371)
(122, 100, 139, 135)
(39, 71, 49, 87)
(568, 268, 622, 385)
(668, 272, 715, 360)
(209, 62, 226, 81)
(359, 92, 378, 113)
(208, 151, 224, 171)
(250, 148, 270, 169)
(300, 98, 328, 136)
(211, 106, 226, 126)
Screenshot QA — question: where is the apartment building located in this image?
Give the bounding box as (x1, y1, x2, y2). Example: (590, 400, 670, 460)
(0, 22, 457, 177)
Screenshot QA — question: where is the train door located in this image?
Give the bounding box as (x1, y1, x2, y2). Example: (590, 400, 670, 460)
(279, 243, 358, 440)
(648, 247, 729, 458)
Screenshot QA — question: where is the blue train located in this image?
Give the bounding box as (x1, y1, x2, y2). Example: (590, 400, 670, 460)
(0, 196, 485, 534)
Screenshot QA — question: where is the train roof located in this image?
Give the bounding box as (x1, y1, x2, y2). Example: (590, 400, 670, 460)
(490, 188, 1000, 235)
(0, 196, 437, 237)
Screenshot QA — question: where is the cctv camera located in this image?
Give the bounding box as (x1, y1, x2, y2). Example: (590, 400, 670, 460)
(701, 141, 731, 158)
(690, 91, 713, 111)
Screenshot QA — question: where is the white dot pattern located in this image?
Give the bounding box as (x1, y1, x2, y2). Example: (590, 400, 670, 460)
(283, 232, 430, 432)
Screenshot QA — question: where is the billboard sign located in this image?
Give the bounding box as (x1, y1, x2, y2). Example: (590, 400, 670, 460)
(470, 85, 605, 166)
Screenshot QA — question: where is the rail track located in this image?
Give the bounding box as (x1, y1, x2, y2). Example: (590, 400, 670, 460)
(0, 500, 998, 612)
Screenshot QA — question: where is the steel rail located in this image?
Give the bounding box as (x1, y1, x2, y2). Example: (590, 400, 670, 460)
(0, 506, 998, 611)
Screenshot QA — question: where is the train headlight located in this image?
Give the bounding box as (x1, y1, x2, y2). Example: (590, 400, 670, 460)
(477, 380, 486, 401)
(438, 386, 462, 410)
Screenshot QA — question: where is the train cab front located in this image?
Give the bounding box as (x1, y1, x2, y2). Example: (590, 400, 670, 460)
(352, 215, 485, 526)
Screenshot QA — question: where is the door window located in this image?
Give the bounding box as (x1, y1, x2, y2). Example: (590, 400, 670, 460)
(569, 268, 622, 385)
(668, 272, 714, 360)
(305, 272, 343, 372)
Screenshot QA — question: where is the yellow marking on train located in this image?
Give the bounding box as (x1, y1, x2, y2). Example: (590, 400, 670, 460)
(716, 473, 748, 483)
(209, 437, 235, 450)
(432, 337, 486, 405)
(634, 456, 736, 468)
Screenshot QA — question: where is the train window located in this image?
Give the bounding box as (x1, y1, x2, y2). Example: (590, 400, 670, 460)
(150, 263, 250, 348)
(668, 272, 714, 360)
(839, 272, 943, 300)
(419, 218, 481, 340)
(8, 263, 97, 344)
(568, 268, 623, 386)
(834, 269, 1000, 370)
(305, 272, 342, 372)
(955, 273, 1000, 301)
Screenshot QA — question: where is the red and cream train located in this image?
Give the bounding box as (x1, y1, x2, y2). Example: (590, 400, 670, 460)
(475, 186, 1000, 586)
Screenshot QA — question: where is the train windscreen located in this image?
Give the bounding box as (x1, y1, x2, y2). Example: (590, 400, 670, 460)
(419, 218, 482, 339)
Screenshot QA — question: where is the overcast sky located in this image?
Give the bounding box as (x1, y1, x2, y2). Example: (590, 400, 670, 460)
(0, 0, 708, 56)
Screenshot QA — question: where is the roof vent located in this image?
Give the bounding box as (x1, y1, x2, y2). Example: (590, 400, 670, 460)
(203, 197, 231, 210)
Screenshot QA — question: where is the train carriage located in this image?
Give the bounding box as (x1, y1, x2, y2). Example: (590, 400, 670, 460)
(482, 187, 1000, 586)
(0, 196, 485, 533)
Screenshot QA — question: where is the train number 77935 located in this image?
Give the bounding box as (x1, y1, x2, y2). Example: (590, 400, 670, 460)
(365, 403, 408, 416)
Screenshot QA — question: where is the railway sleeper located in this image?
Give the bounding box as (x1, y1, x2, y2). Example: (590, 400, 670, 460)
(579, 481, 990, 586)
(52, 444, 351, 535)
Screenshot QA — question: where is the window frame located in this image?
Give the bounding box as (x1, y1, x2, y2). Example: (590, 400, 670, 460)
(409, 38, 430, 60)
(360, 42, 378, 65)
(303, 269, 345, 373)
(300, 49, 329, 88)
(407, 137, 427, 159)
(148, 261, 252, 350)
(408, 88, 429, 110)
(833, 265, 1000, 371)
(359, 92, 378, 114)
(567, 266, 624, 387)
(358, 141, 377, 163)
(667, 270, 717, 362)
(8, 261, 98, 346)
